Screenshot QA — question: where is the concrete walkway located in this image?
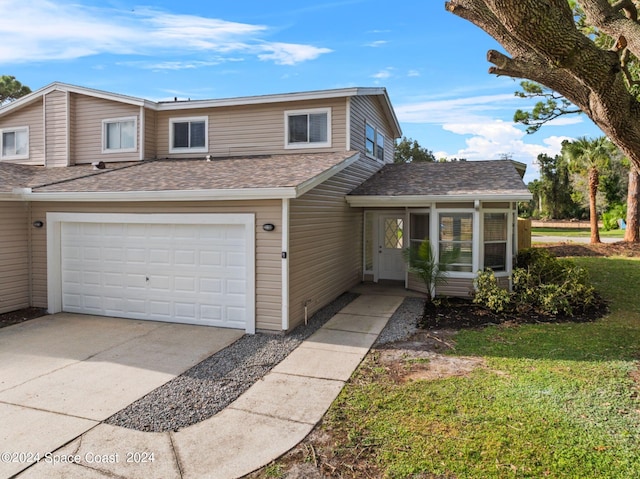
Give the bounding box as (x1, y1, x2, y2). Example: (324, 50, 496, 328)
(12, 294, 405, 479)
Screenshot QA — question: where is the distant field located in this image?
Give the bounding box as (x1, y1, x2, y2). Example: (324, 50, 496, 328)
(532, 227, 625, 238)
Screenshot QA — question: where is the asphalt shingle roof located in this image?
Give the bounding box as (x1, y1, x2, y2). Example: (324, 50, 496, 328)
(0, 152, 357, 194)
(348, 160, 529, 197)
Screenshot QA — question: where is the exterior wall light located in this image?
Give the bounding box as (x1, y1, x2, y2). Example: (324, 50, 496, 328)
(33, 220, 44, 228)
(262, 223, 275, 232)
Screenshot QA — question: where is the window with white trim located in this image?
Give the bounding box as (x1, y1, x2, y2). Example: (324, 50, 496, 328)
(102, 117, 136, 153)
(170, 117, 208, 153)
(365, 122, 385, 161)
(483, 212, 508, 271)
(285, 108, 331, 148)
(1, 126, 29, 159)
(409, 212, 430, 251)
(439, 212, 473, 272)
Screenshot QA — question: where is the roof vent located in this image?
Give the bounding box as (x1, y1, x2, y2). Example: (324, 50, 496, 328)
(92, 161, 106, 170)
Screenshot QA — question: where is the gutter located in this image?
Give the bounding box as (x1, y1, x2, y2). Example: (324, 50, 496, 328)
(346, 193, 533, 207)
(13, 187, 300, 202)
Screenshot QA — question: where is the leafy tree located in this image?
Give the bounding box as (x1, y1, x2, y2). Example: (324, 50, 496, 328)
(0, 76, 30, 105)
(394, 137, 435, 163)
(514, 81, 582, 134)
(536, 153, 582, 219)
(444, 0, 640, 212)
(562, 137, 615, 243)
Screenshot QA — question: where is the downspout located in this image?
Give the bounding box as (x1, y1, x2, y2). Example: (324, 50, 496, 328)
(345, 97, 351, 151)
(139, 106, 145, 161)
(281, 198, 290, 331)
(65, 91, 70, 166)
(42, 95, 47, 167)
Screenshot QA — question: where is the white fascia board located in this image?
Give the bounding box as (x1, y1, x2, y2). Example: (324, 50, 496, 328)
(0, 82, 149, 117)
(24, 187, 298, 202)
(295, 152, 361, 197)
(346, 193, 533, 207)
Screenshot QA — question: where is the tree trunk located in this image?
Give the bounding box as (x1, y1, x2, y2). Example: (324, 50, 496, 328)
(625, 167, 640, 242)
(589, 167, 601, 244)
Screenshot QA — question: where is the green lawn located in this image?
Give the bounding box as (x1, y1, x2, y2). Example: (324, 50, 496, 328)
(322, 256, 640, 478)
(532, 227, 625, 238)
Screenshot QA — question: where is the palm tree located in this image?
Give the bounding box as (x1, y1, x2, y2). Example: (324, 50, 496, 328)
(562, 137, 613, 244)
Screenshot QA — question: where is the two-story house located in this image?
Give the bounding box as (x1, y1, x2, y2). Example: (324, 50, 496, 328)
(0, 82, 531, 333)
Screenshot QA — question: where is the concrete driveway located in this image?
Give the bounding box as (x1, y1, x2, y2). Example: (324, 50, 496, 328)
(0, 313, 243, 478)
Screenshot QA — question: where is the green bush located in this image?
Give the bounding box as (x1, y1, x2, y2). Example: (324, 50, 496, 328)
(474, 248, 598, 318)
(473, 270, 511, 313)
(601, 202, 626, 231)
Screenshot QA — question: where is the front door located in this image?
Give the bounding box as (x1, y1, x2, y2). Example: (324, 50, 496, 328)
(377, 214, 405, 280)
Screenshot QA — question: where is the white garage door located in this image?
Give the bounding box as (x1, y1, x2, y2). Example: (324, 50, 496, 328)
(58, 219, 253, 330)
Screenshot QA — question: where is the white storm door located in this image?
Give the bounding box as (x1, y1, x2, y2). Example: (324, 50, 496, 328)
(377, 214, 406, 280)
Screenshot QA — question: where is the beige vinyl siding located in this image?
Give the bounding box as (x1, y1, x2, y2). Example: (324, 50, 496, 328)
(349, 95, 394, 164)
(144, 108, 157, 159)
(0, 202, 30, 313)
(29, 200, 283, 331)
(71, 94, 140, 164)
(408, 274, 475, 298)
(156, 98, 347, 159)
(0, 100, 45, 165)
(45, 90, 69, 167)
(288, 154, 382, 330)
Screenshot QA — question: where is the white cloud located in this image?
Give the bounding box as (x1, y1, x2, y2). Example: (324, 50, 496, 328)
(0, 1, 332, 66)
(256, 42, 332, 65)
(407, 70, 420, 77)
(365, 40, 388, 47)
(395, 93, 519, 124)
(372, 68, 393, 80)
(394, 92, 587, 182)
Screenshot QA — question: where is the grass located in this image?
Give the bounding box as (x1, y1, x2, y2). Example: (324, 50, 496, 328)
(321, 256, 640, 478)
(532, 227, 625, 238)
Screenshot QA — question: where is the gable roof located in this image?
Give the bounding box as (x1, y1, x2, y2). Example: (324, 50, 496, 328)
(0, 151, 360, 202)
(0, 82, 402, 139)
(347, 160, 532, 206)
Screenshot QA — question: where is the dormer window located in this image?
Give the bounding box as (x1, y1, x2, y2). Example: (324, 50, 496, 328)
(285, 108, 331, 148)
(1, 126, 29, 160)
(102, 117, 136, 153)
(366, 122, 385, 161)
(170, 117, 208, 153)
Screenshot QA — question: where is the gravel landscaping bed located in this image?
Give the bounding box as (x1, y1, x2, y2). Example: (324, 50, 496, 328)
(106, 292, 361, 432)
(374, 296, 422, 346)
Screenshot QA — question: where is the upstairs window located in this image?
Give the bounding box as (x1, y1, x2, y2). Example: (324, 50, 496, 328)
(170, 117, 208, 153)
(1, 127, 29, 160)
(102, 117, 136, 153)
(365, 122, 385, 161)
(285, 108, 331, 148)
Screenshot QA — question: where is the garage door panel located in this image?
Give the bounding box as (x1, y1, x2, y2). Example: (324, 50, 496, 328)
(60, 221, 252, 330)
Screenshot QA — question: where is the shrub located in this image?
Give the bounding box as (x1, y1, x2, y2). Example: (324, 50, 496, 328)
(473, 270, 511, 313)
(601, 203, 626, 231)
(474, 248, 598, 318)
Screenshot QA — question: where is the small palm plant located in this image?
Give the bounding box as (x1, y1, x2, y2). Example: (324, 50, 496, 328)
(403, 238, 449, 306)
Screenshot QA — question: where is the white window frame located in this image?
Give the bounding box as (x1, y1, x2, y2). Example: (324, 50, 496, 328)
(284, 107, 331, 149)
(102, 116, 137, 154)
(169, 116, 208, 154)
(0, 126, 29, 160)
(438, 209, 476, 277)
(365, 122, 385, 162)
(481, 209, 513, 277)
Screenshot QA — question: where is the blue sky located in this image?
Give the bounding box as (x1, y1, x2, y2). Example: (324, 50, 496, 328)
(1, 0, 603, 183)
